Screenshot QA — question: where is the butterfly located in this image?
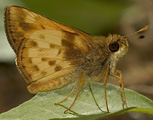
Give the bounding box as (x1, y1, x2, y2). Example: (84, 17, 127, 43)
(5, 5, 148, 113)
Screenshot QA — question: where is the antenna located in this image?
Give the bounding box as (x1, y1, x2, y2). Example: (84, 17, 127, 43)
(124, 26, 149, 37)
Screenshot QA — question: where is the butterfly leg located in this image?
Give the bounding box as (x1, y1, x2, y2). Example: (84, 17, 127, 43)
(64, 71, 85, 113)
(112, 70, 128, 108)
(103, 64, 110, 113)
(55, 85, 77, 104)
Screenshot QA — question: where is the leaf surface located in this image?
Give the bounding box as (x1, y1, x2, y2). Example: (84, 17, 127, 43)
(0, 83, 153, 120)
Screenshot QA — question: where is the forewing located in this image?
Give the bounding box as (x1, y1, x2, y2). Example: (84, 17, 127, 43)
(5, 6, 98, 93)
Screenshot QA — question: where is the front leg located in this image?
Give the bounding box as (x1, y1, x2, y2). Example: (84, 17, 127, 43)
(111, 70, 128, 108)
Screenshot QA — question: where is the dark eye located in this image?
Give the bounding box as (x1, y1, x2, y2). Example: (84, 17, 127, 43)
(109, 42, 119, 52)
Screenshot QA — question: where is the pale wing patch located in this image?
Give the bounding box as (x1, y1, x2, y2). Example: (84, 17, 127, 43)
(22, 48, 61, 58)
(17, 29, 85, 83)
(29, 30, 63, 46)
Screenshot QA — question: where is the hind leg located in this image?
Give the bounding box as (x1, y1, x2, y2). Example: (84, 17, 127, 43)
(54, 72, 85, 113)
(55, 85, 77, 104)
(64, 71, 85, 113)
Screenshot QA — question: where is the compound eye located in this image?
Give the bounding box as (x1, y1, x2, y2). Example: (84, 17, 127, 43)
(109, 42, 119, 52)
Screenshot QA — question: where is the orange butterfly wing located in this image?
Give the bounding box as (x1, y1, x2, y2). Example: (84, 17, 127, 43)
(5, 6, 98, 93)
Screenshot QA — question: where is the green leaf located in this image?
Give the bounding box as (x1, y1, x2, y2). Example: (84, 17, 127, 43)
(0, 83, 153, 120)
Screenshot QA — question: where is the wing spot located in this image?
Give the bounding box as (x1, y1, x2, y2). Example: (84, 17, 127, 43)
(48, 60, 56, 66)
(50, 44, 56, 48)
(30, 41, 38, 47)
(27, 58, 32, 64)
(54, 65, 61, 72)
(41, 58, 48, 61)
(19, 23, 37, 31)
(33, 65, 39, 71)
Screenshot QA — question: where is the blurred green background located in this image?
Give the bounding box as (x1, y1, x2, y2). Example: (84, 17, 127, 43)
(0, 0, 153, 120)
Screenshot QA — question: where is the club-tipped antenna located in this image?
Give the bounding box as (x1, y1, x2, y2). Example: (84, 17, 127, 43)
(124, 26, 149, 37)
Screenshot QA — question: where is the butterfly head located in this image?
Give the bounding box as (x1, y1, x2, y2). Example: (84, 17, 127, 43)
(107, 34, 129, 61)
